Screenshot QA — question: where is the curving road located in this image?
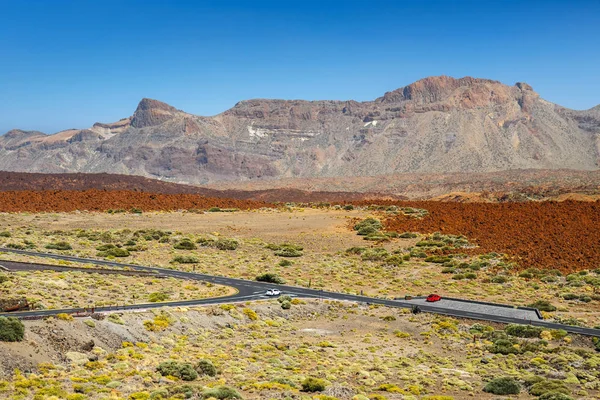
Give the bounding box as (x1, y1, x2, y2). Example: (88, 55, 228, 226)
(1, 247, 600, 338)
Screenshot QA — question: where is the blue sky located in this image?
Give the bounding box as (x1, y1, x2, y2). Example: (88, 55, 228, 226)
(1, 0, 599, 133)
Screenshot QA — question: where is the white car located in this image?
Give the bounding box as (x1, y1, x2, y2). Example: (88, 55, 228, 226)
(265, 289, 281, 296)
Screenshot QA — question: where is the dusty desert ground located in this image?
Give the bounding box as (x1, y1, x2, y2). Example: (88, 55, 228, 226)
(1, 205, 600, 399)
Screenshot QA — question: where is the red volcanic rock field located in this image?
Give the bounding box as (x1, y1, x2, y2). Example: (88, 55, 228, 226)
(0, 189, 269, 212)
(384, 201, 600, 274)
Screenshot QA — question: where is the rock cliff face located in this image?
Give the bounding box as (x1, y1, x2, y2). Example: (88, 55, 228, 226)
(0, 76, 598, 184)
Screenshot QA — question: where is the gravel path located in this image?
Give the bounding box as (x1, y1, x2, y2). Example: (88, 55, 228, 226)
(405, 297, 540, 320)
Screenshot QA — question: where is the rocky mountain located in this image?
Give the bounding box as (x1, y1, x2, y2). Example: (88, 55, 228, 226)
(1, 76, 599, 184)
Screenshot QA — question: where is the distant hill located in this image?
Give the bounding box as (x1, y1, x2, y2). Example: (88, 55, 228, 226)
(1, 76, 599, 185)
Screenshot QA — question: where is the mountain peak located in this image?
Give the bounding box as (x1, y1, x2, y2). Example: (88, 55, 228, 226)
(131, 98, 180, 128)
(379, 76, 503, 104)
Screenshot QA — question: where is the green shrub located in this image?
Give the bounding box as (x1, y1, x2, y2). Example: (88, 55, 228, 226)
(361, 248, 389, 261)
(255, 273, 285, 284)
(156, 361, 198, 381)
(354, 218, 382, 234)
(539, 393, 574, 400)
(483, 377, 520, 395)
(0, 316, 25, 342)
(505, 324, 543, 338)
(593, 337, 600, 352)
(528, 300, 557, 312)
(148, 292, 170, 302)
(280, 301, 291, 310)
(424, 256, 451, 263)
(562, 293, 578, 300)
(271, 377, 296, 388)
(168, 385, 195, 399)
(207, 207, 222, 212)
(174, 239, 197, 250)
(529, 380, 570, 397)
(0, 231, 11, 237)
(97, 247, 130, 257)
(488, 338, 519, 355)
(6, 243, 25, 249)
(0, 275, 8, 284)
(301, 377, 327, 392)
(274, 246, 303, 257)
(346, 247, 366, 255)
(172, 256, 199, 264)
(343, 204, 354, 210)
(195, 359, 217, 377)
(469, 323, 493, 335)
(215, 238, 239, 251)
(579, 295, 592, 303)
(399, 232, 418, 238)
(201, 386, 242, 399)
(491, 276, 508, 283)
(357, 225, 380, 236)
(384, 255, 404, 267)
(278, 259, 293, 267)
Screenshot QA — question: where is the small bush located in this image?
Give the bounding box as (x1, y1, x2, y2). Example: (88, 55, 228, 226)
(528, 300, 557, 312)
(0, 316, 25, 342)
(483, 377, 521, 395)
(539, 393, 574, 400)
(172, 256, 199, 264)
(274, 247, 303, 257)
(280, 301, 291, 310)
(56, 313, 74, 321)
(354, 218, 382, 234)
(346, 246, 366, 255)
(562, 293, 578, 300)
(201, 386, 242, 399)
(491, 276, 508, 284)
(399, 232, 418, 238)
(488, 338, 519, 355)
(45, 241, 73, 250)
(97, 247, 130, 257)
(424, 256, 451, 263)
(195, 359, 218, 377)
(156, 361, 198, 381)
(174, 239, 197, 250)
(168, 385, 195, 398)
(256, 273, 285, 284)
(361, 248, 389, 261)
(278, 259, 293, 267)
(148, 292, 170, 302)
(0, 231, 11, 237)
(215, 238, 239, 251)
(0, 275, 8, 284)
(505, 324, 543, 338)
(301, 377, 327, 392)
(529, 380, 570, 397)
(579, 295, 592, 303)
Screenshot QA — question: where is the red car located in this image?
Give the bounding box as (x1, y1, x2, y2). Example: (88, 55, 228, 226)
(426, 294, 442, 302)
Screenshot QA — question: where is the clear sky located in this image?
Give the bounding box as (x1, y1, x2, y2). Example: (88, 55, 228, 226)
(1, 0, 599, 134)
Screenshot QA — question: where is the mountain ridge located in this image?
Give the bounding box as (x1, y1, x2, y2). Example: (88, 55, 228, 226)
(1, 75, 599, 185)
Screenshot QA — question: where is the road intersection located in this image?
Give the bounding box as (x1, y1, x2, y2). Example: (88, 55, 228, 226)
(1, 247, 599, 338)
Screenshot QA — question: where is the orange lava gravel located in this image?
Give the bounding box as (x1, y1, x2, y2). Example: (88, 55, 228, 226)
(383, 201, 600, 273)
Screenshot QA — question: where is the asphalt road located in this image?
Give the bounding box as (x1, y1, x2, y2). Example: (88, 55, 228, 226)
(2, 247, 600, 338)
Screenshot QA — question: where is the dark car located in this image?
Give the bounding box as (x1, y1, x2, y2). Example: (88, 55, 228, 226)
(426, 294, 441, 302)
